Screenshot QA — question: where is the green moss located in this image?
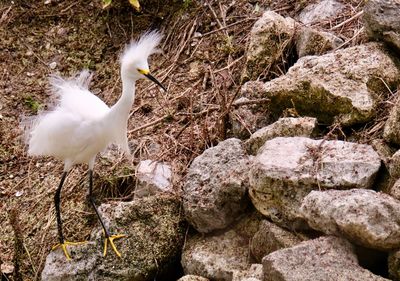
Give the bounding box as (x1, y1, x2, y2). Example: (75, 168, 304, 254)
(24, 96, 41, 114)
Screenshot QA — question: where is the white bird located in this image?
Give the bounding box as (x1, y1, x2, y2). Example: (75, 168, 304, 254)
(24, 31, 166, 260)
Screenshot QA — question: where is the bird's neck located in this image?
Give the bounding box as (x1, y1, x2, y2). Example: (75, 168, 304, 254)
(108, 77, 136, 123)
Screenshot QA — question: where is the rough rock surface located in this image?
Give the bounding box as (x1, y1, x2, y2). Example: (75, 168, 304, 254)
(300, 189, 400, 250)
(183, 138, 250, 233)
(363, 0, 400, 52)
(298, 0, 345, 25)
(296, 27, 343, 57)
(390, 178, 400, 201)
(232, 264, 262, 281)
(389, 249, 400, 281)
(181, 214, 261, 281)
(177, 275, 210, 281)
(42, 195, 185, 281)
(384, 98, 400, 146)
(250, 220, 303, 262)
(134, 160, 173, 198)
(262, 236, 389, 281)
(387, 149, 400, 179)
(249, 137, 381, 228)
(242, 43, 400, 126)
(243, 11, 298, 81)
(245, 117, 317, 155)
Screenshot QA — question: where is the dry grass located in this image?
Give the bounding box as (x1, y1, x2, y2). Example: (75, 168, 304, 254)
(0, 0, 385, 280)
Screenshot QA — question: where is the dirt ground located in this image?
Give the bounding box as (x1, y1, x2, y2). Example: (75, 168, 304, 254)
(0, 0, 368, 280)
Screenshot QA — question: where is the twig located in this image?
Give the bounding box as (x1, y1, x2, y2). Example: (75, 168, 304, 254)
(334, 27, 364, 50)
(9, 208, 23, 281)
(128, 111, 176, 134)
(330, 11, 363, 31)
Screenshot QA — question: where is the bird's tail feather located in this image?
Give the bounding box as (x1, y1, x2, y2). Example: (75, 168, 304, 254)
(49, 70, 93, 96)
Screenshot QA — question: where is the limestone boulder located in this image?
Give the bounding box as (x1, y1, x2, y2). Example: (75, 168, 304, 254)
(363, 0, 400, 52)
(262, 236, 389, 281)
(296, 27, 343, 57)
(243, 11, 298, 81)
(384, 98, 400, 146)
(250, 220, 304, 262)
(181, 214, 261, 281)
(242, 43, 400, 126)
(300, 189, 400, 250)
(134, 160, 173, 198)
(245, 117, 317, 155)
(249, 137, 381, 229)
(298, 0, 345, 25)
(42, 195, 185, 281)
(183, 138, 250, 233)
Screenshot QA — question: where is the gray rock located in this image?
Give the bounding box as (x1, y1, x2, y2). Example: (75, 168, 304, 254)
(245, 117, 317, 155)
(232, 264, 262, 281)
(42, 195, 185, 281)
(300, 189, 400, 251)
(250, 220, 303, 262)
(243, 11, 298, 81)
(387, 149, 400, 179)
(230, 97, 263, 139)
(363, 0, 400, 52)
(242, 43, 400, 126)
(296, 27, 343, 57)
(181, 214, 261, 281)
(389, 249, 400, 281)
(384, 98, 400, 146)
(298, 0, 345, 25)
(134, 160, 173, 198)
(299, 0, 345, 25)
(262, 236, 389, 281)
(177, 275, 210, 281)
(390, 178, 400, 201)
(183, 138, 250, 233)
(249, 137, 381, 228)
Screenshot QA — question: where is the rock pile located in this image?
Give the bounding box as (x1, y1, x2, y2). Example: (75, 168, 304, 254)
(41, 0, 400, 280)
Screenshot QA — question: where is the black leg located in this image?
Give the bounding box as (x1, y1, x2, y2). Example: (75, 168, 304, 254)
(54, 172, 68, 244)
(88, 170, 110, 238)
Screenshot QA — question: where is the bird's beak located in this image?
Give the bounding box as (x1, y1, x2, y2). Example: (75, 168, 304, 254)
(138, 69, 166, 92)
(129, 0, 141, 11)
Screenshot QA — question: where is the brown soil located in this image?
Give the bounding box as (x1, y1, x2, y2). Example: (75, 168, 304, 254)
(0, 0, 368, 280)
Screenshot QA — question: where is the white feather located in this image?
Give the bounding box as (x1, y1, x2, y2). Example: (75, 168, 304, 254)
(23, 30, 164, 171)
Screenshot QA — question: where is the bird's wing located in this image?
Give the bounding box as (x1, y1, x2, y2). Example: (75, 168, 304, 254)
(50, 70, 110, 120)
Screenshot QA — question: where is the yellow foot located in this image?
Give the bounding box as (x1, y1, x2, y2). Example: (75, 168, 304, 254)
(52, 241, 87, 260)
(103, 234, 127, 257)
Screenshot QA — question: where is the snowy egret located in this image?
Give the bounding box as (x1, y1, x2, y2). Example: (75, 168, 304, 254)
(24, 31, 166, 260)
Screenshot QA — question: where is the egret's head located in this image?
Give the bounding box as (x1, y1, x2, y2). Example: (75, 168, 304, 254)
(121, 30, 166, 91)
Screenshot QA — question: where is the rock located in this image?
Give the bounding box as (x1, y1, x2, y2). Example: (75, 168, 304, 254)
(298, 0, 345, 25)
(134, 160, 173, 198)
(42, 194, 185, 281)
(232, 264, 262, 281)
(387, 150, 400, 179)
(243, 11, 298, 81)
(250, 220, 304, 262)
(242, 43, 400, 126)
(296, 27, 343, 57)
(181, 214, 261, 281)
(249, 137, 381, 228)
(183, 138, 250, 233)
(177, 275, 210, 281)
(300, 189, 400, 251)
(384, 98, 400, 145)
(389, 178, 400, 201)
(363, 0, 400, 52)
(245, 117, 317, 155)
(389, 249, 400, 281)
(229, 97, 265, 139)
(262, 236, 389, 281)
